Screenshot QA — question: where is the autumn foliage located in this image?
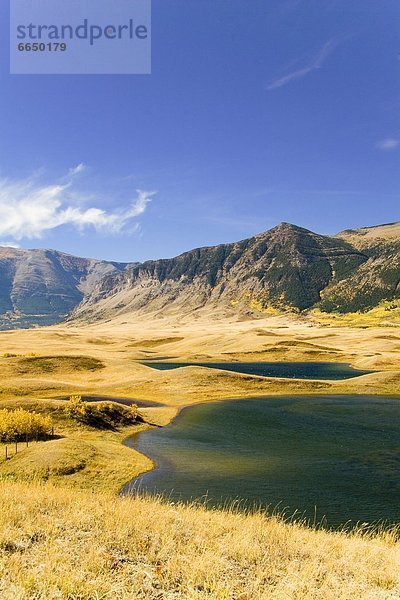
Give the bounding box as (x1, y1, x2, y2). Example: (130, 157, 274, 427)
(0, 408, 52, 443)
(64, 395, 138, 429)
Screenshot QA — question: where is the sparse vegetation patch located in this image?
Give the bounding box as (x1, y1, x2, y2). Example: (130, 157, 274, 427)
(129, 337, 184, 348)
(16, 355, 104, 374)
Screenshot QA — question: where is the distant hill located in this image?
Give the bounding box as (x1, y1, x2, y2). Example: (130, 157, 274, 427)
(0, 247, 128, 329)
(0, 221, 398, 328)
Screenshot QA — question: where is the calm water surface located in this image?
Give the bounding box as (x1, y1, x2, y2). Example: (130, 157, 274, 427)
(141, 361, 373, 380)
(124, 395, 400, 528)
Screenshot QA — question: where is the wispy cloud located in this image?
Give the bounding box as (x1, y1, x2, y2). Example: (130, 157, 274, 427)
(266, 38, 339, 91)
(68, 162, 87, 176)
(376, 138, 399, 151)
(0, 241, 20, 248)
(0, 168, 156, 241)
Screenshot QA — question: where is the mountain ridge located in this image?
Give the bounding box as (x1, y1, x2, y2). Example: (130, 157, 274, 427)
(72, 221, 399, 323)
(0, 221, 398, 328)
(0, 247, 129, 329)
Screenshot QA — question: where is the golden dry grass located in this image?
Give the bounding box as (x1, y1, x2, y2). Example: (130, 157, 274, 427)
(0, 480, 399, 599)
(0, 313, 398, 598)
(0, 426, 152, 493)
(0, 398, 154, 492)
(0, 311, 398, 407)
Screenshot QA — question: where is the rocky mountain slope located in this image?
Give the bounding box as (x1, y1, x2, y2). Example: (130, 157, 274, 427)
(321, 222, 400, 313)
(0, 222, 398, 328)
(0, 248, 128, 329)
(72, 222, 400, 323)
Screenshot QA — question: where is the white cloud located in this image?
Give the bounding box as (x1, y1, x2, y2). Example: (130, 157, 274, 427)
(0, 170, 156, 240)
(376, 138, 399, 151)
(266, 38, 338, 91)
(0, 241, 20, 248)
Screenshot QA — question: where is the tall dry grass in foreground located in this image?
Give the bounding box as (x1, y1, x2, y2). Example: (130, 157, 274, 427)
(0, 482, 398, 599)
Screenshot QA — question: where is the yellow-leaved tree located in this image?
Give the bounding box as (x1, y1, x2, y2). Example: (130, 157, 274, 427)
(0, 409, 52, 443)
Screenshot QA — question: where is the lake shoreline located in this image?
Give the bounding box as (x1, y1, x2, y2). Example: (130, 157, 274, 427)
(122, 390, 400, 494)
(121, 393, 400, 529)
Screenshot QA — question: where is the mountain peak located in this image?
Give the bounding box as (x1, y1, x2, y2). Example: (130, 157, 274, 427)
(275, 222, 301, 230)
(264, 222, 315, 236)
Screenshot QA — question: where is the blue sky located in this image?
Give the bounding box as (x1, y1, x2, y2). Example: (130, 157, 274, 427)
(0, 0, 399, 262)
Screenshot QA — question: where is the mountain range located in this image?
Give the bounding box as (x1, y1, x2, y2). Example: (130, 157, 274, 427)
(0, 221, 399, 328)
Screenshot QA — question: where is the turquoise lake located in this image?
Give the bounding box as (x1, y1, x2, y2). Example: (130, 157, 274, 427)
(124, 395, 400, 528)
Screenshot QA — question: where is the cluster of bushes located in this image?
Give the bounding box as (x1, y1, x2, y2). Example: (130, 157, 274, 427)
(0, 408, 52, 443)
(385, 303, 399, 312)
(64, 396, 138, 430)
(2, 352, 37, 358)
